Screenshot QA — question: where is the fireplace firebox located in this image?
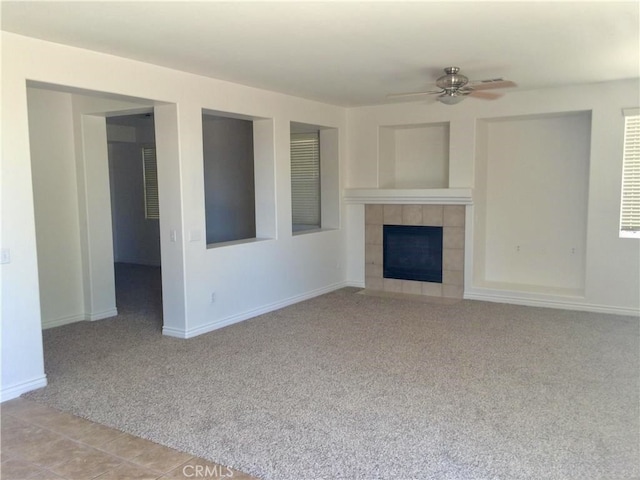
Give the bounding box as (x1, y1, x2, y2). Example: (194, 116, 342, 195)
(383, 225, 443, 283)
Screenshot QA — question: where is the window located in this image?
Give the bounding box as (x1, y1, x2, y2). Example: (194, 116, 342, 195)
(291, 131, 321, 231)
(290, 122, 339, 234)
(142, 146, 159, 219)
(621, 109, 640, 238)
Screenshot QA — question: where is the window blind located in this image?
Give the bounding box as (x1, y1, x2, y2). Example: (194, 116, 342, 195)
(621, 110, 640, 235)
(142, 146, 160, 220)
(291, 132, 320, 227)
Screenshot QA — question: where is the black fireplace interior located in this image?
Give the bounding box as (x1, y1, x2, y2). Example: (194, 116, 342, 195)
(383, 225, 443, 283)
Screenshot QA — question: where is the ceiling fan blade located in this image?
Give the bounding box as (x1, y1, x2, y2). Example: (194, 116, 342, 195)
(468, 90, 503, 100)
(469, 80, 517, 91)
(386, 90, 442, 99)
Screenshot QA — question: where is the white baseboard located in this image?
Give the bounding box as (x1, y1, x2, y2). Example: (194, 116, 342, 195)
(87, 308, 118, 321)
(41, 308, 119, 329)
(42, 313, 86, 329)
(161, 325, 189, 338)
(1, 375, 47, 402)
(163, 282, 350, 339)
(345, 280, 366, 288)
(465, 289, 640, 317)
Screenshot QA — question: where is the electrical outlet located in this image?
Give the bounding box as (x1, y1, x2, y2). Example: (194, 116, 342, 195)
(210, 292, 216, 303)
(0, 249, 10, 264)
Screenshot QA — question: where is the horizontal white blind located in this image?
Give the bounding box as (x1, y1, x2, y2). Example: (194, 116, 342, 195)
(291, 133, 320, 226)
(142, 147, 160, 220)
(621, 113, 640, 234)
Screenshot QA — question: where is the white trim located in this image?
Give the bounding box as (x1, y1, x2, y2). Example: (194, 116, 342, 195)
(1, 375, 47, 402)
(344, 188, 473, 205)
(623, 107, 640, 117)
(346, 280, 366, 288)
(619, 230, 640, 239)
(161, 325, 189, 338)
(87, 308, 118, 321)
(42, 313, 86, 329)
(465, 288, 639, 317)
(42, 309, 119, 329)
(162, 282, 349, 339)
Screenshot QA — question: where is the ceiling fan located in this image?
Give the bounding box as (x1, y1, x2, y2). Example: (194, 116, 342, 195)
(388, 67, 517, 105)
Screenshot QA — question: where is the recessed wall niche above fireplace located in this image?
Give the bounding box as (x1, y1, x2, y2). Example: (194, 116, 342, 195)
(364, 204, 465, 298)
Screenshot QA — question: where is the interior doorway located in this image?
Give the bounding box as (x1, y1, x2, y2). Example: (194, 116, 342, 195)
(106, 113, 163, 328)
(26, 82, 172, 334)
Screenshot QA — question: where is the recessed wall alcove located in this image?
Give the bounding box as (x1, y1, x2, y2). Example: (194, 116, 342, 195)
(473, 111, 591, 296)
(379, 122, 450, 189)
(201, 109, 276, 248)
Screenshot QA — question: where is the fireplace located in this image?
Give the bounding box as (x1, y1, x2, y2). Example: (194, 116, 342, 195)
(383, 225, 443, 283)
(364, 204, 465, 298)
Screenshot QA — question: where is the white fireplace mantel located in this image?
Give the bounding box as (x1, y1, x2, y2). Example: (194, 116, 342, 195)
(344, 188, 473, 205)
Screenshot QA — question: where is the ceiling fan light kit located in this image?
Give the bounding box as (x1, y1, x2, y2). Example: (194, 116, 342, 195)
(388, 66, 517, 105)
(436, 92, 466, 105)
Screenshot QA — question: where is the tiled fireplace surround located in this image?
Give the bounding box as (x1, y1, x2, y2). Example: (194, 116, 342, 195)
(365, 204, 465, 298)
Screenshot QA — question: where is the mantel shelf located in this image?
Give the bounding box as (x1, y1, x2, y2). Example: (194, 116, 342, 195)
(344, 188, 473, 205)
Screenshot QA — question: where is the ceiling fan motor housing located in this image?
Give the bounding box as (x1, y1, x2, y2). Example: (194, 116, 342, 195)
(435, 66, 469, 91)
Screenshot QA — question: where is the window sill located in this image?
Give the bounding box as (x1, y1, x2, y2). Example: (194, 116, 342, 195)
(292, 227, 337, 236)
(206, 237, 273, 249)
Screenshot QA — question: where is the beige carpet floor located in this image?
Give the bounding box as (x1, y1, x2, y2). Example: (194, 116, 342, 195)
(24, 264, 640, 479)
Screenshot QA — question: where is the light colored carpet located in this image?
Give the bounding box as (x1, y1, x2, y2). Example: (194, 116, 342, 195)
(25, 264, 639, 479)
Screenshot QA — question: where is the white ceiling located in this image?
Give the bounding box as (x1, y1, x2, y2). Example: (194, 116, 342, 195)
(2, 1, 638, 107)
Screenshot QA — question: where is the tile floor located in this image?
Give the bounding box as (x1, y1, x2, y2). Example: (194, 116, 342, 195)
(1, 398, 258, 480)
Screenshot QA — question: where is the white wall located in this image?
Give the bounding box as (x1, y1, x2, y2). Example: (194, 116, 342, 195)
(346, 80, 640, 315)
(2, 42, 47, 399)
(26, 88, 86, 329)
(1, 32, 347, 400)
